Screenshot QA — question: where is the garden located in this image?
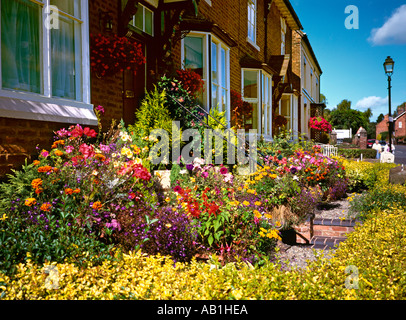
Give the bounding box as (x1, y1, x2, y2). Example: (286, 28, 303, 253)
(0, 69, 405, 300)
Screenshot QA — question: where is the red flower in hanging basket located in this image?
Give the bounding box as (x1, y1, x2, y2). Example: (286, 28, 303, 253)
(90, 33, 146, 77)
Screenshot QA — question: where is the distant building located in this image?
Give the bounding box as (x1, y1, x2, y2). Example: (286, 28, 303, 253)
(376, 103, 406, 142)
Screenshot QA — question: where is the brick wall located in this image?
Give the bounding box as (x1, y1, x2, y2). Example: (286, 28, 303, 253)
(376, 115, 389, 138)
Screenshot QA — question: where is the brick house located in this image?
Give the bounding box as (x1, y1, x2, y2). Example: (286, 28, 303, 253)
(0, 0, 321, 178)
(292, 30, 324, 139)
(376, 103, 406, 142)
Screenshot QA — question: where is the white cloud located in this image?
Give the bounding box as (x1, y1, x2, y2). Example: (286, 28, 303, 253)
(355, 96, 388, 110)
(369, 5, 406, 45)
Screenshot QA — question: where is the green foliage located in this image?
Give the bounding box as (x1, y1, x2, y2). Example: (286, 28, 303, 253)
(338, 148, 377, 159)
(128, 86, 173, 140)
(258, 130, 314, 160)
(329, 99, 369, 134)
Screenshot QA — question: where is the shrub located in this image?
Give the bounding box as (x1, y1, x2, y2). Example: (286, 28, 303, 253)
(338, 148, 377, 159)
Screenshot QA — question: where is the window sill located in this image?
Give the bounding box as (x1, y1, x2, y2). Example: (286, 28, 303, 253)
(246, 37, 260, 51)
(0, 90, 97, 126)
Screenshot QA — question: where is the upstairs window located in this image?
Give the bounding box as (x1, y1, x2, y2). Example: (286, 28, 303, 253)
(247, 0, 256, 44)
(130, 4, 153, 36)
(281, 17, 287, 55)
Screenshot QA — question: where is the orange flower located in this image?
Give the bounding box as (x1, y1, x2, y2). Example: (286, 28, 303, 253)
(24, 198, 37, 206)
(31, 178, 43, 189)
(38, 166, 53, 173)
(92, 201, 102, 210)
(35, 187, 43, 195)
(33, 160, 40, 166)
(54, 150, 64, 156)
(73, 188, 81, 193)
(94, 153, 106, 162)
(65, 188, 74, 195)
(40, 203, 52, 212)
(51, 140, 65, 148)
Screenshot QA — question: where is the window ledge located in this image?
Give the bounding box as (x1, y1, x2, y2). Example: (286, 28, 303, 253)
(246, 37, 260, 51)
(0, 92, 97, 126)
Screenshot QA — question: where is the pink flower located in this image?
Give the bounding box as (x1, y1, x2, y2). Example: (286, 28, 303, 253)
(220, 166, 228, 175)
(79, 143, 95, 160)
(95, 105, 105, 115)
(65, 146, 75, 154)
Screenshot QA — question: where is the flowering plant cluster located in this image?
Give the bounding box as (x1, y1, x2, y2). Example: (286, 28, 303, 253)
(308, 116, 333, 133)
(90, 33, 146, 77)
(249, 145, 348, 229)
(167, 158, 281, 264)
(157, 72, 205, 130)
(175, 69, 204, 98)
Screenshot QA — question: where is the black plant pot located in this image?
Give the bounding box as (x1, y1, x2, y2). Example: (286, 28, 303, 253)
(280, 228, 297, 245)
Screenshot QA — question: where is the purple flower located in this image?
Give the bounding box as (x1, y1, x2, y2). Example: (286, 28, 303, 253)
(290, 166, 298, 175)
(186, 164, 194, 171)
(96, 105, 105, 115)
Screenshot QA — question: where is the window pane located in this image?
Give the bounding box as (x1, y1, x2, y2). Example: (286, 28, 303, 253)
(211, 42, 217, 84)
(221, 88, 227, 112)
(51, 0, 79, 18)
(220, 47, 226, 87)
(184, 36, 203, 77)
(51, 17, 77, 99)
(133, 7, 143, 30)
(144, 8, 153, 35)
(243, 70, 257, 98)
(1, 0, 41, 93)
(212, 84, 218, 108)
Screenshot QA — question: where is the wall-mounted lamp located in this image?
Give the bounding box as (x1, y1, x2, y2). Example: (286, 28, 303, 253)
(99, 10, 113, 33)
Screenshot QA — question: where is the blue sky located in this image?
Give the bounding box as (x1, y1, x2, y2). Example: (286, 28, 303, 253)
(290, 0, 406, 122)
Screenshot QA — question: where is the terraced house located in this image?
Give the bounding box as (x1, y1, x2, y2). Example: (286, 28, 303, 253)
(0, 0, 324, 177)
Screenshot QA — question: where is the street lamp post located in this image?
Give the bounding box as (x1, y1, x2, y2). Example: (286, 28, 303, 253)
(384, 56, 395, 153)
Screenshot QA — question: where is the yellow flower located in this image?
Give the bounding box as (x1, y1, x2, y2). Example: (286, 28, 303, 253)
(165, 197, 171, 203)
(254, 201, 262, 206)
(165, 223, 172, 228)
(0, 213, 8, 221)
(253, 210, 261, 218)
(269, 174, 277, 179)
(190, 177, 196, 183)
(243, 200, 250, 206)
(264, 213, 272, 219)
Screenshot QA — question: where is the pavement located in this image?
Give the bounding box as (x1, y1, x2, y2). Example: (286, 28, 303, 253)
(393, 145, 406, 165)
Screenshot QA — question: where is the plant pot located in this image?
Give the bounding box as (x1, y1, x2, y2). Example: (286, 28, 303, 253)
(280, 228, 297, 245)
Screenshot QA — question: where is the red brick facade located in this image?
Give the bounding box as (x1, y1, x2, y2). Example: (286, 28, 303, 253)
(376, 103, 406, 142)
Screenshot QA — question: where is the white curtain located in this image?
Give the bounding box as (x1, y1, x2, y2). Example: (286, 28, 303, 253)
(51, 17, 76, 99)
(1, 0, 41, 93)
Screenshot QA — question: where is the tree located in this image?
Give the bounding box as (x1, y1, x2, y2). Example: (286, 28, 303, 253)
(329, 99, 368, 134)
(377, 113, 385, 124)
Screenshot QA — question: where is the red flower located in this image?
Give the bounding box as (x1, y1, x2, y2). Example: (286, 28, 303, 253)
(84, 127, 97, 138)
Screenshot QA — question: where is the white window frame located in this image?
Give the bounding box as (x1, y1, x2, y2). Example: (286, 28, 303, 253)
(281, 17, 287, 55)
(181, 32, 231, 127)
(399, 121, 403, 129)
(0, 0, 95, 125)
(130, 3, 154, 36)
(247, 0, 259, 50)
(241, 68, 273, 136)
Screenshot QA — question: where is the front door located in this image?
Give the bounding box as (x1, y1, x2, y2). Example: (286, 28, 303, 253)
(123, 45, 146, 126)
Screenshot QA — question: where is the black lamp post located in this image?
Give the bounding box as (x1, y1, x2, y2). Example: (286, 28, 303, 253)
(384, 56, 395, 153)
